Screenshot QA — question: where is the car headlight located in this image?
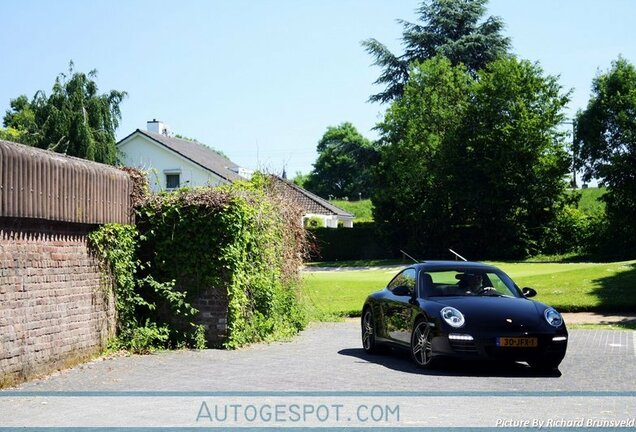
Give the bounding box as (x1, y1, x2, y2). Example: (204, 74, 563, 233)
(441, 306, 465, 328)
(544, 308, 563, 327)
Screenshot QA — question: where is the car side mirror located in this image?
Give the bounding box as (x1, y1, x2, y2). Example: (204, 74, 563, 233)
(521, 287, 537, 298)
(392, 285, 413, 297)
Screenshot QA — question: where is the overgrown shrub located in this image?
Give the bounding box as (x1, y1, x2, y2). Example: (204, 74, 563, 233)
(90, 173, 307, 351)
(304, 216, 324, 228)
(136, 174, 308, 348)
(88, 224, 204, 353)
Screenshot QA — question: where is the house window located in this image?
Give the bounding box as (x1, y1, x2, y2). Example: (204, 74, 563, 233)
(166, 173, 180, 190)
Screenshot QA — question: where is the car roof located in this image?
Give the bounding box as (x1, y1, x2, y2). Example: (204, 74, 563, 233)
(413, 261, 500, 272)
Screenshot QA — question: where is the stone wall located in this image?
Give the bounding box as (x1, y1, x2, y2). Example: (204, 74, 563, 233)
(0, 217, 115, 387)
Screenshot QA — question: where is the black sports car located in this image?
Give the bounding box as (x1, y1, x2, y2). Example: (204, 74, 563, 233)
(361, 261, 568, 370)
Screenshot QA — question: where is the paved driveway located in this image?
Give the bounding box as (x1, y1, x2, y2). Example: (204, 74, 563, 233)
(1, 322, 635, 428)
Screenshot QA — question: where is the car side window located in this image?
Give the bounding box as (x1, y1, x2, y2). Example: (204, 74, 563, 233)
(388, 268, 417, 294)
(484, 272, 512, 296)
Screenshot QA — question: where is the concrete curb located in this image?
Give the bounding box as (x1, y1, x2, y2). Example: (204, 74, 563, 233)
(562, 312, 636, 325)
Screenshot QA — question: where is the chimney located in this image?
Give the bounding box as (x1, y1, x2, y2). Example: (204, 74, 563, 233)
(147, 119, 169, 135)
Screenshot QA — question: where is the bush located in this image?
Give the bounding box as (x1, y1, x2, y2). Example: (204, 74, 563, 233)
(136, 175, 308, 348)
(90, 174, 308, 351)
(304, 216, 324, 228)
(541, 206, 592, 255)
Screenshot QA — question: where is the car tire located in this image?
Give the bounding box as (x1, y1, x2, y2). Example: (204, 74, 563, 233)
(528, 358, 562, 371)
(411, 318, 436, 368)
(361, 308, 379, 354)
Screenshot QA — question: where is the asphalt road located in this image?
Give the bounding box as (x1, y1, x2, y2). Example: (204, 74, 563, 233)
(1, 322, 635, 428)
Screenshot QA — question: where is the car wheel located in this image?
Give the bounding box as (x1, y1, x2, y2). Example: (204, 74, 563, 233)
(361, 308, 379, 354)
(528, 358, 561, 371)
(411, 319, 435, 368)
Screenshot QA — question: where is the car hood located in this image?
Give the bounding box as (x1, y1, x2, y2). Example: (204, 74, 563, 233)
(431, 296, 549, 331)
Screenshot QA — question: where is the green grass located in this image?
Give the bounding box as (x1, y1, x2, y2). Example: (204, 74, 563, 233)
(495, 261, 636, 311)
(331, 199, 373, 222)
(577, 187, 605, 215)
(302, 268, 396, 320)
(301, 260, 636, 321)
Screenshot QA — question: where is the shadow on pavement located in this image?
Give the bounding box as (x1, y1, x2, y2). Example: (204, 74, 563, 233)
(338, 348, 562, 378)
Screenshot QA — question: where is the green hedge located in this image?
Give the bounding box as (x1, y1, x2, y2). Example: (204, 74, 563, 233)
(309, 222, 395, 261)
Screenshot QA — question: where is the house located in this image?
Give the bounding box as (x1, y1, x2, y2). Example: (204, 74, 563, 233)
(118, 120, 352, 227)
(270, 175, 354, 228)
(117, 120, 251, 192)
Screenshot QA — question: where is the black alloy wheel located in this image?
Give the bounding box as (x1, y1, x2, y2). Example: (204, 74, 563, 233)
(411, 319, 435, 368)
(361, 309, 378, 354)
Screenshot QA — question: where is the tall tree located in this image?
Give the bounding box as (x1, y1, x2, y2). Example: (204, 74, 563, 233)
(374, 56, 570, 258)
(3, 62, 127, 165)
(575, 57, 636, 256)
(373, 57, 472, 253)
(363, 0, 510, 103)
(446, 57, 570, 257)
(304, 122, 377, 199)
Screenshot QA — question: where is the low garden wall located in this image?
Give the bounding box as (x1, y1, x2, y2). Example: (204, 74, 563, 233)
(0, 218, 115, 386)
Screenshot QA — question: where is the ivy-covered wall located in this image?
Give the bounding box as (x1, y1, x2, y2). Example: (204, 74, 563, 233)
(134, 176, 307, 348)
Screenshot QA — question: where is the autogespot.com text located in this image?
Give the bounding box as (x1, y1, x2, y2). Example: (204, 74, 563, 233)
(196, 401, 400, 425)
(1, 392, 635, 428)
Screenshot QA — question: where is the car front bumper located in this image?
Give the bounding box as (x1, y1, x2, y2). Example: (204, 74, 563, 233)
(433, 331, 568, 362)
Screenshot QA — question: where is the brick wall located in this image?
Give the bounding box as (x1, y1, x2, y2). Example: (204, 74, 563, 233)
(0, 217, 115, 386)
(191, 288, 229, 346)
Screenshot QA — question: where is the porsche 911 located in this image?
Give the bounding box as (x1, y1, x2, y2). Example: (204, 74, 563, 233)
(361, 261, 568, 370)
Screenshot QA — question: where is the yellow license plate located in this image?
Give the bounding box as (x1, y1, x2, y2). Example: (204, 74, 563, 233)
(497, 337, 538, 347)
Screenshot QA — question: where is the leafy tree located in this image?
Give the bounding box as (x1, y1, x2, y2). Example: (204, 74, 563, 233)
(0, 127, 26, 143)
(363, 0, 510, 103)
(304, 122, 378, 199)
(374, 56, 571, 258)
(373, 57, 472, 253)
(575, 57, 636, 256)
(446, 57, 570, 257)
(291, 171, 310, 188)
(3, 62, 126, 164)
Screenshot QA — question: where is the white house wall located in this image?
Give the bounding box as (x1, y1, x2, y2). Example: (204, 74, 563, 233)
(118, 135, 228, 192)
(303, 213, 354, 228)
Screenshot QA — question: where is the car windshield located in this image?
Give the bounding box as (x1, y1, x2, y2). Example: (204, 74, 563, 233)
(421, 268, 519, 298)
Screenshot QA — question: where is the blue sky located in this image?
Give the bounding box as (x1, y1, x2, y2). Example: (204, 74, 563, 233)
(1, 0, 635, 176)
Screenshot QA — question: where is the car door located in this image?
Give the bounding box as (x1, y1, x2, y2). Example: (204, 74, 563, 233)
(382, 268, 417, 345)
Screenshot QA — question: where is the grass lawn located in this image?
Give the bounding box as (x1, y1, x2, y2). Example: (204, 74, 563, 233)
(578, 187, 605, 215)
(330, 199, 374, 222)
(301, 260, 636, 321)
